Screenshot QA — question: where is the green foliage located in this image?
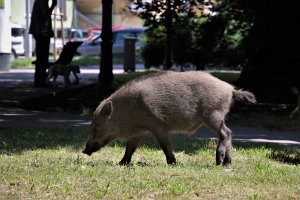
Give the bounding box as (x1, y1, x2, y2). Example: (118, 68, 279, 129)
(141, 27, 166, 68)
(113, 70, 157, 87)
(172, 15, 194, 65)
(135, 0, 254, 69)
(210, 71, 240, 83)
(135, 0, 208, 69)
(134, 0, 205, 28)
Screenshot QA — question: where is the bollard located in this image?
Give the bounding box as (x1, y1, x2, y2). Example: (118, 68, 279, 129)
(123, 37, 137, 72)
(0, 53, 12, 71)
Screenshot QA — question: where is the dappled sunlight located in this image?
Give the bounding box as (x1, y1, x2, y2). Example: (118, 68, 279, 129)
(0, 128, 87, 154)
(270, 149, 300, 165)
(234, 138, 300, 145)
(38, 118, 91, 127)
(2, 113, 37, 116)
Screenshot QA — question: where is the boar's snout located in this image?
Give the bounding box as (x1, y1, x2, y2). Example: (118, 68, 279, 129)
(82, 142, 101, 156)
(82, 149, 92, 156)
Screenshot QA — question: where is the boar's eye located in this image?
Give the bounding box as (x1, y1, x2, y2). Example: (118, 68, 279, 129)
(92, 123, 99, 132)
(92, 123, 103, 135)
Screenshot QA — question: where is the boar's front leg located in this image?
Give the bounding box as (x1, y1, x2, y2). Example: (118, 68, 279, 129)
(152, 128, 176, 165)
(119, 135, 144, 165)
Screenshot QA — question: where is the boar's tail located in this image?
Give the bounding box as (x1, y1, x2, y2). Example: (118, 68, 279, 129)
(233, 89, 256, 104)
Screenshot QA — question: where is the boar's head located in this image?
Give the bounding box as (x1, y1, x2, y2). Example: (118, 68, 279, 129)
(82, 101, 116, 156)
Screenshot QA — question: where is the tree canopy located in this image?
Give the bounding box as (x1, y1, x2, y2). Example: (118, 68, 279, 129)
(135, 0, 300, 103)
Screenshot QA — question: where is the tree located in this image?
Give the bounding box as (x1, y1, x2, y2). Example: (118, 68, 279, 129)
(134, 0, 205, 69)
(212, 0, 300, 102)
(137, 0, 300, 103)
(98, 0, 114, 96)
(164, 0, 172, 69)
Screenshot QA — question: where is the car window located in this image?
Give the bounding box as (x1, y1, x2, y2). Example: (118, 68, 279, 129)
(93, 36, 101, 44)
(90, 30, 144, 45)
(73, 32, 81, 39)
(82, 31, 90, 38)
(11, 28, 24, 37)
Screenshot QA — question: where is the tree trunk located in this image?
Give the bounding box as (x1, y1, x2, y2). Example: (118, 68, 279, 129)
(98, 0, 114, 96)
(236, 0, 300, 103)
(163, 0, 173, 70)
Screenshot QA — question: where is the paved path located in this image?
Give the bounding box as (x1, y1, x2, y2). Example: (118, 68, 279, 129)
(0, 66, 299, 146)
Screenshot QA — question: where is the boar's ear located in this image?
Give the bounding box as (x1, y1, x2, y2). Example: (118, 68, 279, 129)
(100, 101, 113, 117)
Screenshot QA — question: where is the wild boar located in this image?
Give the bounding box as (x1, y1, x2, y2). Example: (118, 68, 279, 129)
(82, 71, 256, 167)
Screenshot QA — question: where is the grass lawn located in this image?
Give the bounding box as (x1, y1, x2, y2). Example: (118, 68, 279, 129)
(10, 56, 138, 68)
(0, 128, 299, 199)
(5, 61, 300, 199)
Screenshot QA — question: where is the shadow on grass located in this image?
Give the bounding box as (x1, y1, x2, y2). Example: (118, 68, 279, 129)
(1, 128, 299, 165)
(0, 128, 87, 154)
(232, 142, 300, 165)
(19, 84, 100, 114)
(269, 149, 300, 165)
(111, 134, 218, 154)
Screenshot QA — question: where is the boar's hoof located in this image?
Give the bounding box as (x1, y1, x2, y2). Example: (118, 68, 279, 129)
(216, 150, 225, 166)
(119, 159, 131, 166)
(167, 158, 176, 165)
(223, 157, 232, 169)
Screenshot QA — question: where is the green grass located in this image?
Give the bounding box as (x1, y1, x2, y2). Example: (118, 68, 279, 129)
(71, 56, 100, 66)
(0, 128, 299, 199)
(210, 71, 240, 83)
(9, 56, 102, 68)
(10, 56, 140, 68)
(113, 70, 158, 87)
(10, 57, 35, 68)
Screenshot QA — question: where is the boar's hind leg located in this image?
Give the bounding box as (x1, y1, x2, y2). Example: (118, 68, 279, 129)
(218, 122, 232, 168)
(206, 117, 232, 168)
(119, 135, 144, 165)
(152, 128, 176, 165)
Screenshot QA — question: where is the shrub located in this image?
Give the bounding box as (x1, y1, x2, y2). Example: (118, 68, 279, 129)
(140, 27, 165, 68)
(140, 14, 250, 70)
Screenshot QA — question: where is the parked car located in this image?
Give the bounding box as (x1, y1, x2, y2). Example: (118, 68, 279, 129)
(76, 28, 146, 57)
(68, 28, 91, 42)
(49, 28, 90, 55)
(11, 23, 25, 58)
(86, 26, 122, 31)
